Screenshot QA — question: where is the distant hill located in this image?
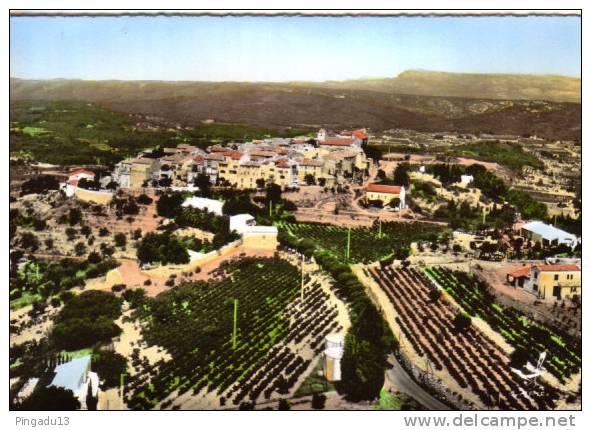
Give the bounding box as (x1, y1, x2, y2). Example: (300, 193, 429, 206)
(10, 72, 581, 141)
(311, 70, 581, 103)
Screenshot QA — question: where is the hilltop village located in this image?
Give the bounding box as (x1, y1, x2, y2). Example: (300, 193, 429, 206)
(10, 123, 581, 412)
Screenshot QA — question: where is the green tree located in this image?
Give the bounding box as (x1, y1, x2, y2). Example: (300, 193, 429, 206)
(68, 208, 83, 226)
(86, 380, 98, 410)
(393, 163, 410, 188)
(194, 173, 212, 197)
(114, 233, 127, 248)
(17, 386, 81, 411)
(304, 174, 316, 186)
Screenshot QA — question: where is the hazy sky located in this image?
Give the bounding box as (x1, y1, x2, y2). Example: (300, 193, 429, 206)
(10, 15, 581, 81)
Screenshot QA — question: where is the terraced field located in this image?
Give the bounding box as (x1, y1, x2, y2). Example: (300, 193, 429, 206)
(125, 257, 343, 409)
(278, 221, 446, 263)
(368, 266, 559, 410)
(425, 267, 581, 382)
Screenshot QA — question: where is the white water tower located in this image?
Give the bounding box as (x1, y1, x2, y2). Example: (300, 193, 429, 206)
(323, 334, 344, 382)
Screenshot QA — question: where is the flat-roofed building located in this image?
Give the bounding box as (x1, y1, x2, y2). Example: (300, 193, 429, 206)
(521, 221, 578, 248)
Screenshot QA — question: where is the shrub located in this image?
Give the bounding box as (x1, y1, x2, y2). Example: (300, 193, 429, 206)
(277, 398, 291, 410)
(311, 393, 326, 409)
(111, 284, 127, 293)
(428, 289, 442, 303)
(114, 233, 127, 248)
(510, 348, 530, 369)
(137, 194, 153, 205)
(87, 251, 102, 264)
(92, 350, 128, 389)
(453, 312, 471, 332)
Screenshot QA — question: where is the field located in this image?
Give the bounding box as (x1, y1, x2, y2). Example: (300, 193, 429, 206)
(368, 266, 559, 410)
(444, 141, 543, 172)
(126, 257, 343, 409)
(370, 140, 543, 172)
(424, 267, 581, 382)
(278, 221, 446, 263)
(9, 100, 304, 166)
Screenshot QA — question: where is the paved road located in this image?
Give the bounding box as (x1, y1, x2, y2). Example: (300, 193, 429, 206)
(385, 354, 451, 411)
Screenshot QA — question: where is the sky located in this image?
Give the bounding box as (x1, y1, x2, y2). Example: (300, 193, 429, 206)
(10, 15, 581, 81)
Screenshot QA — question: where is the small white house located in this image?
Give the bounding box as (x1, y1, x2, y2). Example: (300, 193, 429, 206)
(229, 214, 256, 234)
(67, 168, 95, 182)
(521, 221, 578, 248)
(49, 356, 99, 410)
(181, 197, 224, 216)
(460, 175, 474, 186)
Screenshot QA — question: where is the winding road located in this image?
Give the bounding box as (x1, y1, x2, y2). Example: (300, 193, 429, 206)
(386, 354, 452, 410)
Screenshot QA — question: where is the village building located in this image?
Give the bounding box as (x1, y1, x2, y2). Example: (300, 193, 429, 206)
(107, 127, 370, 191)
(365, 183, 406, 209)
(507, 264, 581, 301)
(520, 221, 578, 248)
(112, 157, 160, 190)
(48, 356, 99, 410)
(67, 168, 95, 182)
(181, 196, 224, 216)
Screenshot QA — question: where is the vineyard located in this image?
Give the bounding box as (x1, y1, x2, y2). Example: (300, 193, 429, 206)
(278, 221, 446, 263)
(125, 257, 343, 409)
(424, 267, 581, 382)
(367, 266, 559, 410)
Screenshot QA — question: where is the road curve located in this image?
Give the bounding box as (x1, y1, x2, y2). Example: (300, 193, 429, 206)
(386, 354, 452, 411)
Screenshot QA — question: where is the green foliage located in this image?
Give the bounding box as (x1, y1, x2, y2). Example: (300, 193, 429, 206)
(16, 386, 81, 411)
(311, 393, 327, 409)
(11, 258, 117, 301)
(425, 267, 580, 381)
(278, 228, 398, 401)
(429, 162, 548, 223)
(278, 221, 445, 263)
(127, 258, 307, 409)
(444, 141, 543, 172)
(114, 233, 127, 247)
(453, 312, 472, 331)
(137, 232, 190, 266)
(20, 175, 60, 196)
(10, 100, 304, 166)
(277, 398, 291, 410)
(52, 290, 122, 350)
(68, 208, 83, 226)
(392, 162, 411, 188)
(92, 350, 128, 389)
(156, 192, 185, 219)
(373, 389, 423, 411)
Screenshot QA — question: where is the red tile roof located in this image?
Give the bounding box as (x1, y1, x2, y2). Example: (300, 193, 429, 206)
(224, 151, 243, 161)
(275, 159, 290, 168)
(320, 138, 354, 147)
(508, 266, 531, 278)
(299, 159, 324, 167)
(352, 129, 369, 140)
(367, 183, 403, 194)
(68, 168, 95, 177)
(534, 264, 580, 272)
(209, 145, 228, 153)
